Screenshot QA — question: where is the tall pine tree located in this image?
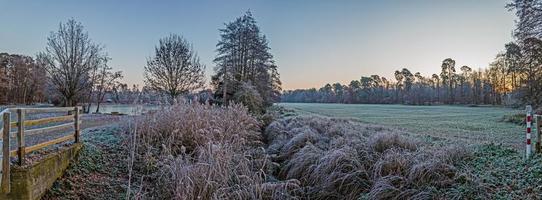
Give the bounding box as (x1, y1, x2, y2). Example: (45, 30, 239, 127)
(212, 11, 281, 111)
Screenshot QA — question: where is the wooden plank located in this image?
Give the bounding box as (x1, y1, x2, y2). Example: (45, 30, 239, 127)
(1, 112, 11, 193)
(74, 107, 80, 143)
(10, 114, 74, 128)
(17, 109, 25, 166)
(23, 106, 82, 114)
(24, 122, 74, 137)
(25, 134, 75, 154)
(3, 121, 80, 139)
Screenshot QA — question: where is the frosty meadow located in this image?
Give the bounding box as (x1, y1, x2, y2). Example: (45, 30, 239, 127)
(1, 0, 542, 199)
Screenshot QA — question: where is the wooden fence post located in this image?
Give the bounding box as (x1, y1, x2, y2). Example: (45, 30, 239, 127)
(74, 107, 80, 143)
(2, 112, 11, 193)
(17, 109, 25, 166)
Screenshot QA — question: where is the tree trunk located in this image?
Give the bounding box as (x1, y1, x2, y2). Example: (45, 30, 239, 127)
(223, 67, 228, 106)
(95, 102, 101, 113)
(86, 102, 92, 114)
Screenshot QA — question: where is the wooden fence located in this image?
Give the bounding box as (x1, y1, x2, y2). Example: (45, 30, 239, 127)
(535, 115, 542, 153)
(0, 107, 81, 193)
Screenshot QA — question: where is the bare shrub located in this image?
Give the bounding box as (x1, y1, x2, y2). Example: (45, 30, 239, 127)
(233, 82, 265, 114)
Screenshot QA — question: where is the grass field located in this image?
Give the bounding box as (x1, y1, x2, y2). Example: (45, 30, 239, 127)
(45, 103, 542, 199)
(278, 103, 542, 198)
(279, 103, 526, 149)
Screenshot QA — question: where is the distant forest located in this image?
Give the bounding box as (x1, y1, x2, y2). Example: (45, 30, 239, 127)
(282, 57, 523, 106)
(282, 1, 542, 108)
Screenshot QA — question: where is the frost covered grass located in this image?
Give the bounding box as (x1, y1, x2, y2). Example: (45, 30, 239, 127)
(276, 104, 542, 199)
(265, 116, 477, 199)
(124, 103, 300, 199)
(48, 103, 541, 199)
(126, 103, 485, 199)
(280, 103, 524, 149)
(44, 126, 128, 199)
(445, 144, 542, 199)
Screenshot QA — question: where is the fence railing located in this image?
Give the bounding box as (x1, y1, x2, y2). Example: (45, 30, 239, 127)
(0, 106, 82, 193)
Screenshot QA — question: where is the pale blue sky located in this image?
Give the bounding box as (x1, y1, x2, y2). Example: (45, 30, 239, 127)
(0, 0, 515, 89)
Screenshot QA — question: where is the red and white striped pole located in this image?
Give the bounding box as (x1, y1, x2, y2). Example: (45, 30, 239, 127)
(526, 105, 533, 159)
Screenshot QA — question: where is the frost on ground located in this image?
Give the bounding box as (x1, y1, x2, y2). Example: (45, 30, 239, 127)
(121, 103, 482, 199)
(280, 103, 526, 149)
(42, 104, 542, 199)
(123, 103, 290, 199)
(268, 105, 542, 199)
(43, 125, 129, 200)
(265, 116, 478, 199)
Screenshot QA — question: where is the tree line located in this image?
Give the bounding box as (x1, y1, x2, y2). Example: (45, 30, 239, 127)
(282, 61, 505, 105)
(0, 53, 47, 104)
(144, 11, 281, 113)
(283, 0, 542, 108)
(1, 11, 281, 114)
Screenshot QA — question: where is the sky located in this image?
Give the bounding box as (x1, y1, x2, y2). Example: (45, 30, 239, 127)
(0, 0, 516, 90)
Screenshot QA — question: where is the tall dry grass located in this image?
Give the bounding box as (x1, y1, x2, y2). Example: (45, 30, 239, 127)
(124, 103, 300, 199)
(125, 104, 475, 199)
(133, 103, 262, 156)
(265, 116, 474, 199)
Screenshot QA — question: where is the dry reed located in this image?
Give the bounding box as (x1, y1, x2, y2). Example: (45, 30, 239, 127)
(125, 105, 473, 199)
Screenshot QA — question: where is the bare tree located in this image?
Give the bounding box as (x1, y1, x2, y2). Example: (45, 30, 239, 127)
(94, 60, 123, 113)
(144, 34, 205, 102)
(0, 53, 46, 104)
(37, 19, 104, 106)
(83, 57, 103, 113)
